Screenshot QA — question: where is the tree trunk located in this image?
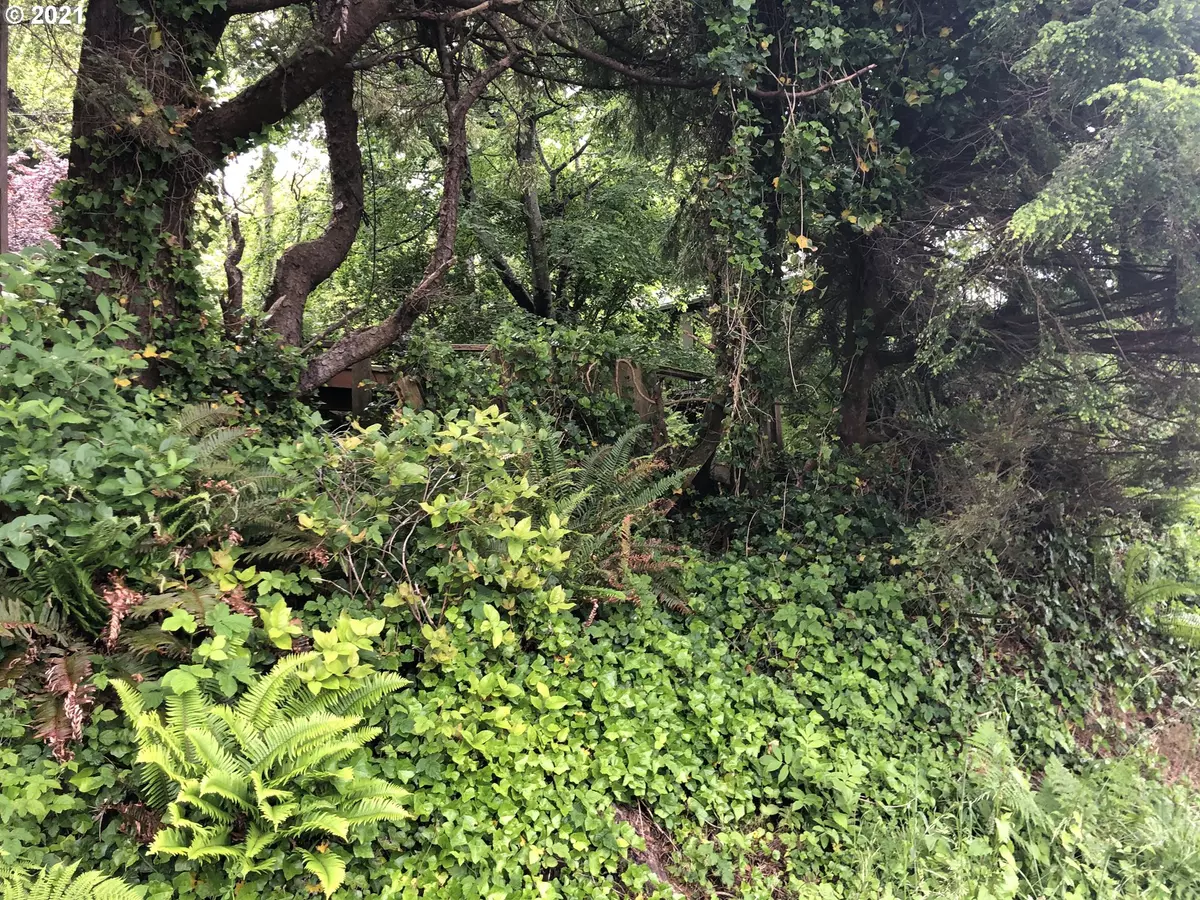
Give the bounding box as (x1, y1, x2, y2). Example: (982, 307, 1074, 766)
(62, 0, 228, 362)
(262, 74, 364, 345)
(836, 240, 892, 446)
(61, 0, 393, 363)
(298, 48, 524, 392)
(838, 346, 880, 446)
(222, 213, 245, 335)
(516, 106, 554, 318)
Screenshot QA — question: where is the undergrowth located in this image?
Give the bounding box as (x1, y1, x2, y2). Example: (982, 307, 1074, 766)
(1, 252, 1199, 899)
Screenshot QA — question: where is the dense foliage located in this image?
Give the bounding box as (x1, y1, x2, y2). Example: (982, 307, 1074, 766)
(4, 0, 1200, 898)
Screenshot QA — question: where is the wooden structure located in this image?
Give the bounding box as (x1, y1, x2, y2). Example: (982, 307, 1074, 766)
(316, 344, 708, 446)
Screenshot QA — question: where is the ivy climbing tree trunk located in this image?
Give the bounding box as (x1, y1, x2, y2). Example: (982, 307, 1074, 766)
(61, 0, 393, 373)
(63, 0, 229, 369)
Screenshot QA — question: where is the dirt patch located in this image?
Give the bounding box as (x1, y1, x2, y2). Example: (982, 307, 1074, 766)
(1072, 690, 1200, 787)
(1152, 719, 1200, 788)
(613, 804, 694, 897)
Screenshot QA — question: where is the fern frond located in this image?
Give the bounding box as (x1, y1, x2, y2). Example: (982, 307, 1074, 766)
(254, 714, 364, 770)
(300, 847, 348, 896)
(171, 403, 240, 438)
(189, 428, 248, 465)
(1160, 607, 1200, 647)
(284, 812, 352, 840)
(283, 672, 407, 719)
(0, 863, 141, 900)
(340, 795, 410, 825)
(234, 652, 319, 731)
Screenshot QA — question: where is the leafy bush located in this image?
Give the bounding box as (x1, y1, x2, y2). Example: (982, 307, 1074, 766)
(400, 317, 655, 442)
(0, 246, 181, 586)
(827, 724, 1200, 900)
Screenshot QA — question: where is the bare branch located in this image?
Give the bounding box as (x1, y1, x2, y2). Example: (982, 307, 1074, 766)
(191, 0, 394, 156)
(753, 64, 877, 100)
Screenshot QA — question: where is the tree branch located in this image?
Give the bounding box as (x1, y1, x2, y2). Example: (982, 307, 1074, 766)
(262, 73, 364, 345)
(191, 0, 394, 156)
(225, 0, 308, 14)
(753, 64, 877, 100)
(299, 48, 524, 392)
(498, 6, 873, 101)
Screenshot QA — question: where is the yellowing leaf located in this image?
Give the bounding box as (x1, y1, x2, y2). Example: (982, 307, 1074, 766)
(795, 234, 812, 249)
(858, 159, 871, 173)
(712, 82, 721, 96)
(905, 90, 920, 105)
(149, 26, 163, 50)
(142, 345, 159, 358)
(298, 512, 315, 529)
(940, 26, 952, 38)
(772, 176, 780, 189)
(800, 278, 815, 292)
(113, 377, 132, 388)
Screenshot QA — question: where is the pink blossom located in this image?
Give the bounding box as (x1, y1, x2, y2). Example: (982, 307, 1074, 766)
(7, 141, 67, 250)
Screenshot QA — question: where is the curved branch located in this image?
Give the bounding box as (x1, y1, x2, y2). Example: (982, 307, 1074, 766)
(262, 73, 364, 345)
(192, 0, 394, 157)
(299, 49, 524, 392)
(225, 0, 308, 14)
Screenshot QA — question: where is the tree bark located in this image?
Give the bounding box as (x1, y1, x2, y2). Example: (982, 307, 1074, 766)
(516, 105, 554, 318)
(262, 74, 364, 345)
(837, 241, 892, 446)
(299, 49, 524, 392)
(63, 0, 392, 350)
(222, 213, 245, 335)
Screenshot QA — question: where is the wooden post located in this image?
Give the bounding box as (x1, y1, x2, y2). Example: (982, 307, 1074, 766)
(349, 358, 371, 418)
